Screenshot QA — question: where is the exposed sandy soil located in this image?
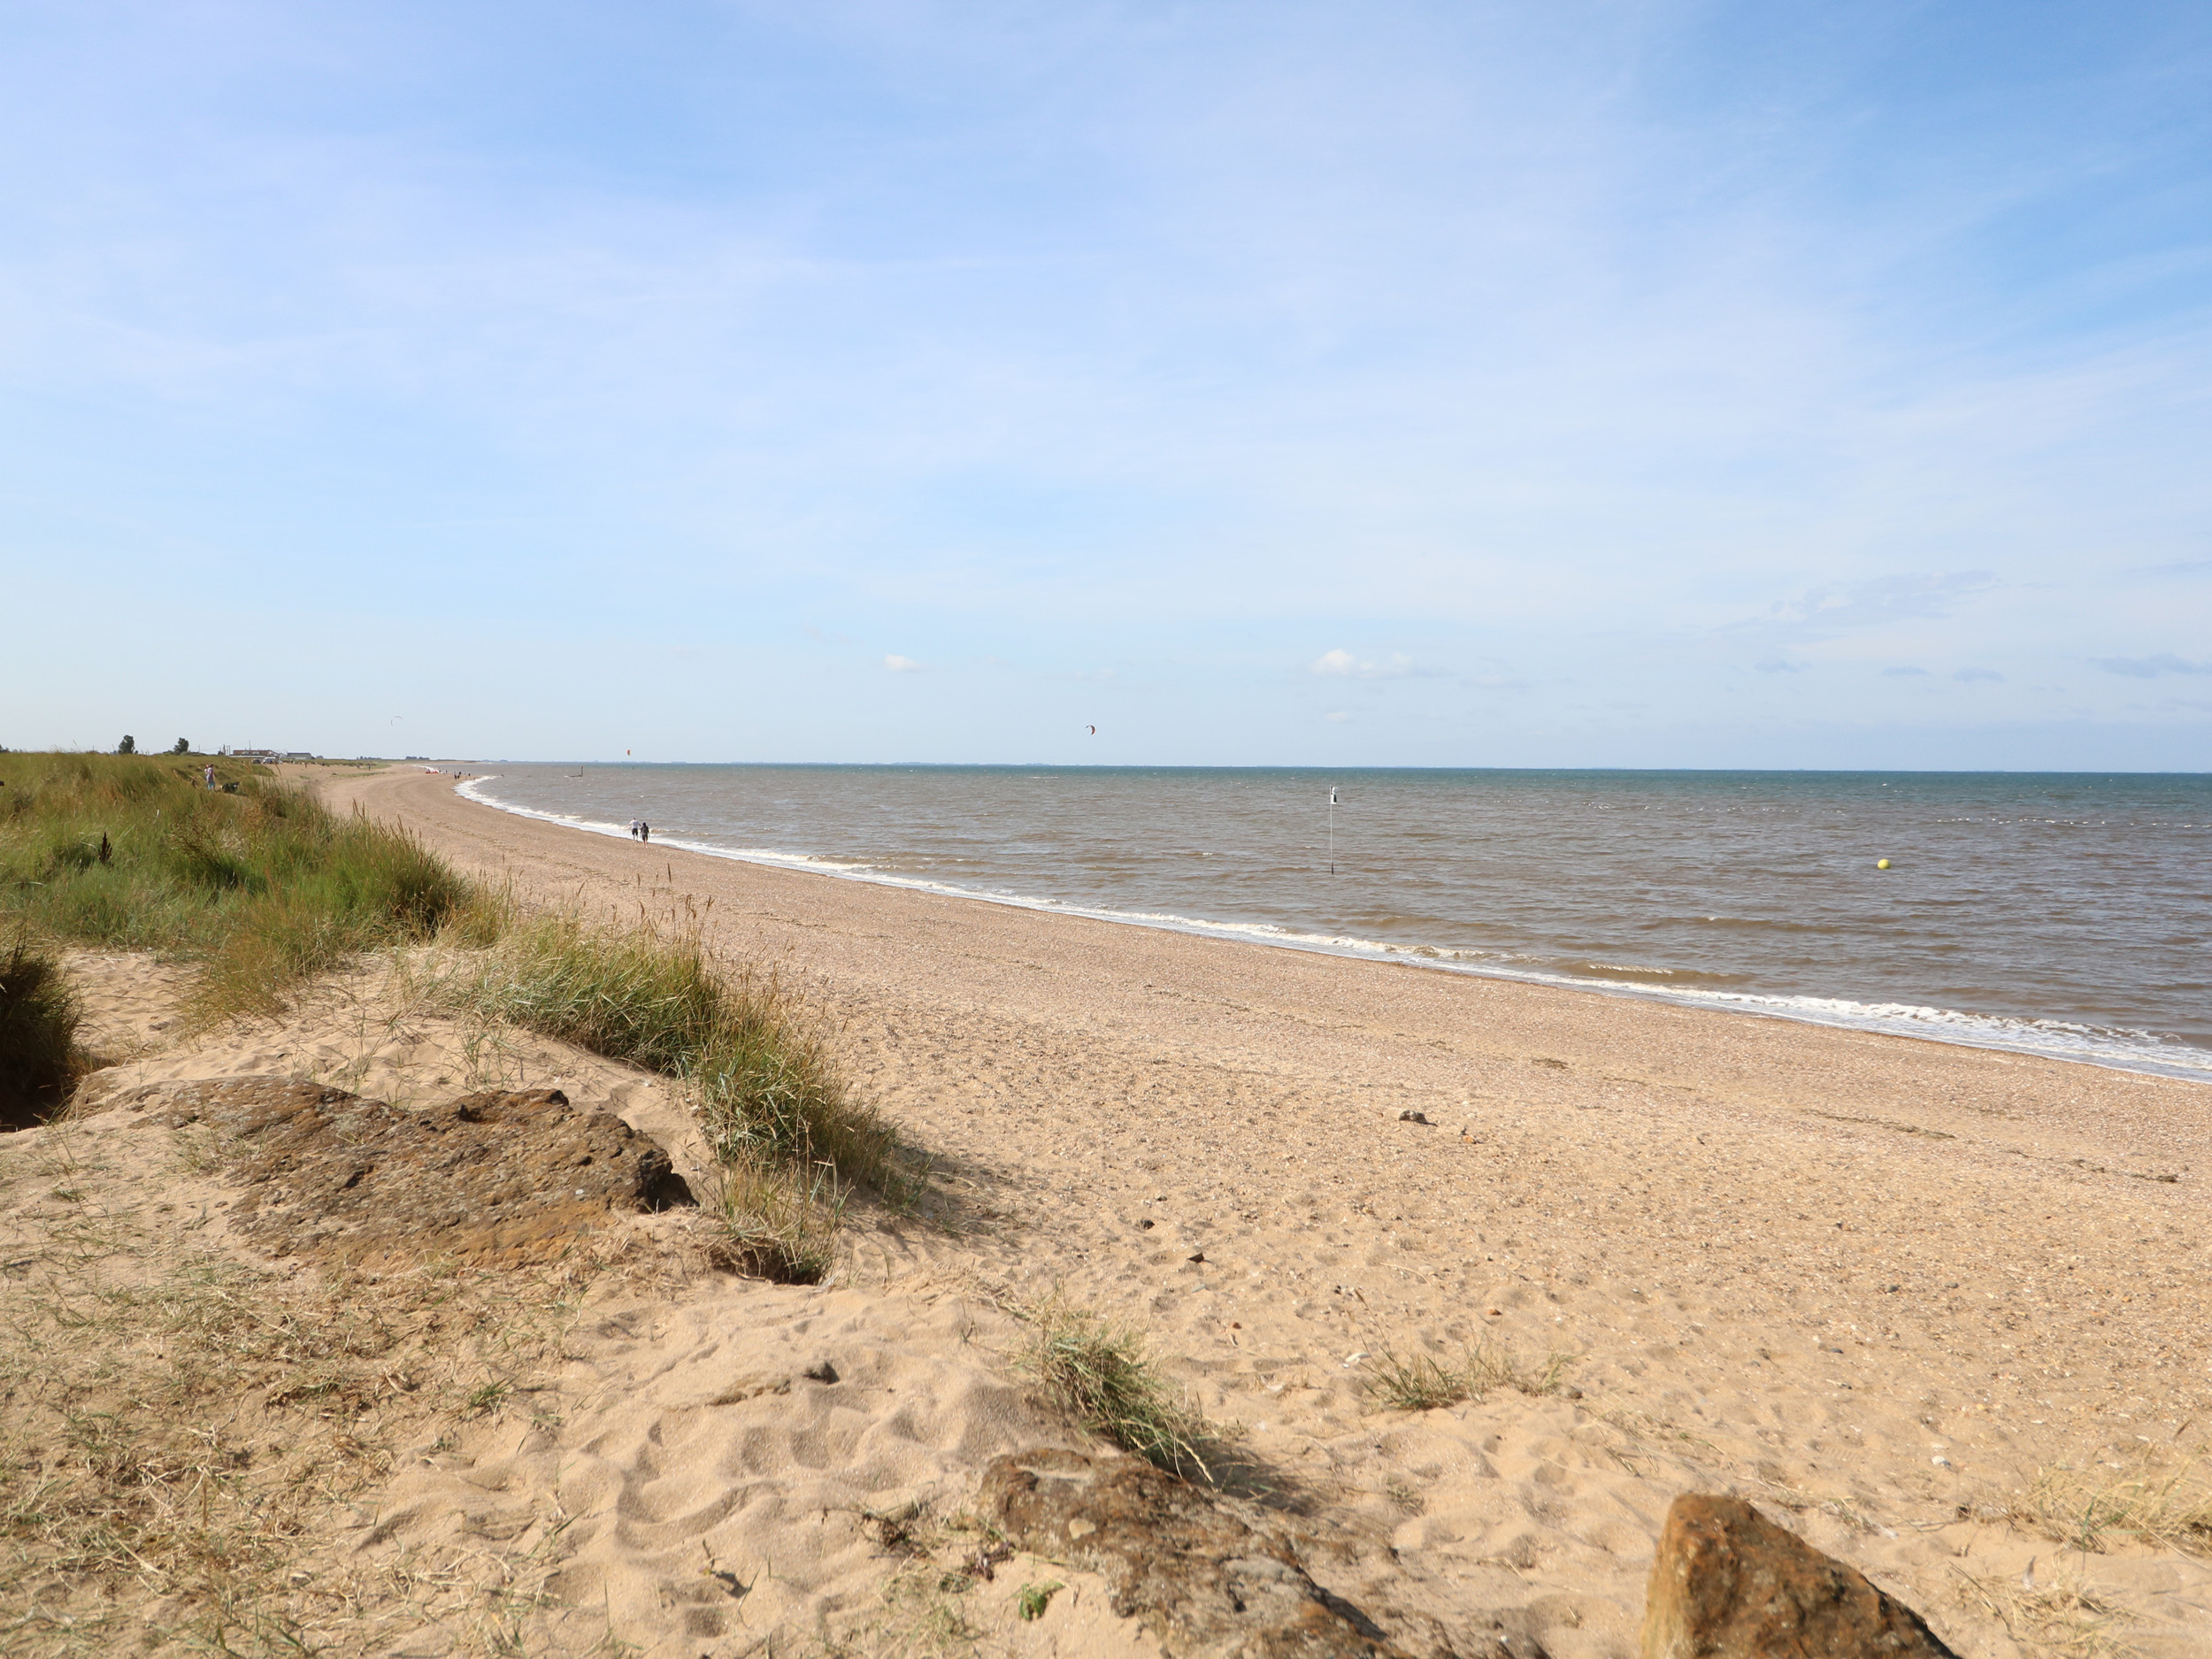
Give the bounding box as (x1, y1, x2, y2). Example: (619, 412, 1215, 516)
(4, 763, 2207, 1657)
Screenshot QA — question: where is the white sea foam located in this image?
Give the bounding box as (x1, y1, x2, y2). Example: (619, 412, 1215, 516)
(455, 775, 2212, 1084)
(453, 783, 2212, 1093)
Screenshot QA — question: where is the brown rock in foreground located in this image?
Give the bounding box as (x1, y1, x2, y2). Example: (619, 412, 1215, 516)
(984, 1447, 1474, 1658)
(1640, 1494, 1959, 1659)
(116, 1075, 687, 1268)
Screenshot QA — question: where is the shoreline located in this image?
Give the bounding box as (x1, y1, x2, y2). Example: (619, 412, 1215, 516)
(452, 768, 2212, 1086)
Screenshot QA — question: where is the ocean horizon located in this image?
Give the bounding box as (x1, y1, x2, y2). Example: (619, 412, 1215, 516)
(446, 762, 2212, 1082)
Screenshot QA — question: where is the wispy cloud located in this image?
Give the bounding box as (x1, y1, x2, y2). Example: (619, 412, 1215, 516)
(1751, 572, 1997, 641)
(2094, 653, 2212, 679)
(1882, 665, 1929, 677)
(883, 655, 925, 673)
(1953, 667, 2004, 683)
(1310, 649, 1432, 679)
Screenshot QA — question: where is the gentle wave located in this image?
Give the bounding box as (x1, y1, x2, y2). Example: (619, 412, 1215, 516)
(455, 774, 2212, 1082)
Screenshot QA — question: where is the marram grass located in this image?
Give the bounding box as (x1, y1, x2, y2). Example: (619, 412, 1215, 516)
(0, 753, 909, 1227)
(1, 751, 471, 1022)
(1020, 1298, 1219, 1480)
(442, 908, 914, 1202)
(0, 935, 87, 1126)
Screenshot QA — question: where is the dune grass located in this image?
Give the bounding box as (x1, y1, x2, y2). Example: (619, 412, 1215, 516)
(1019, 1299, 1220, 1480)
(1361, 1340, 1574, 1412)
(438, 906, 914, 1203)
(0, 937, 88, 1128)
(1, 752, 907, 1277)
(433, 905, 914, 1279)
(708, 1150, 849, 1284)
(1, 752, 472, 1024)
(2023, 1444, 2212, 1558)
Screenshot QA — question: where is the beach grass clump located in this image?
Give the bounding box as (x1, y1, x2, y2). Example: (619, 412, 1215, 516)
(0, 937, 89, 1125)
(449, 909, 913, 1200)
(1020, 1299, 1218, 1480)
(710, 1149, 849, 1284)
(1362, 1341, 1574, 1412)
(1953, 1564, 2136, 1659)
(2023, 1446, 2212, 1558)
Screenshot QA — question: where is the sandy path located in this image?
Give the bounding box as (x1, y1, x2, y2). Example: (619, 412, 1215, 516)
(314, 765, 2212, 1656)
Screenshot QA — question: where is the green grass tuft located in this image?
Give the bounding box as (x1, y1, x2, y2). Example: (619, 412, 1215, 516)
(1361, 1340, 1574, 1411)
(709, 1151, 848, 1284)
(1021, 1299, 1218, 1480)
(447, 910, 914, 1199)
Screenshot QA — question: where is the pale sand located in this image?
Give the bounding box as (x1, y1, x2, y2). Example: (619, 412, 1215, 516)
(8, 764, 2205, 1656)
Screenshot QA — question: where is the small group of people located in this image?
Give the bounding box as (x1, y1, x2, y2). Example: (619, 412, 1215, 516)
(628, 818, 652, 842)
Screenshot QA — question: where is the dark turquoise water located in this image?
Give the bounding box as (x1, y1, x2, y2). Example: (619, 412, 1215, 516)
(457, 765, 2212, 1079)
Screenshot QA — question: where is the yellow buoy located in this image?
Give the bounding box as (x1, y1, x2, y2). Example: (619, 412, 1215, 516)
(1877, 858, 1892, 870)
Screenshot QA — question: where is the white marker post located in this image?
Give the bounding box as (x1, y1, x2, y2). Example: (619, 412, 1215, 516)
(1329, 786, 1337, 875)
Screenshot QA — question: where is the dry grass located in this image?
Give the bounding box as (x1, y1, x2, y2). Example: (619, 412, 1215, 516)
(0, 1120, 621, 1657)
(840, 1500, 1016, 1659)
(1953, 1564, 2139, 1659)
(1360, 1341, 1575, 1412)
(710, 1149, 849, 1284)
(2021, 1444, 2212, 1558)
(1018, 1298, 1220, 1481)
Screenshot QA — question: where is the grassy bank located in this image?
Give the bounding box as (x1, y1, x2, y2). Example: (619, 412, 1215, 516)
(1, 752, 472, 1022)
(0, 755, 907, 1264)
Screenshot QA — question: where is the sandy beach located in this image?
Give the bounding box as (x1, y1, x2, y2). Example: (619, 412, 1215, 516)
(9, 762, 2208, 1657)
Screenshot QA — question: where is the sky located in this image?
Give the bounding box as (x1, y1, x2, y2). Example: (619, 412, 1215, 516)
(4, 0, 2208, 768)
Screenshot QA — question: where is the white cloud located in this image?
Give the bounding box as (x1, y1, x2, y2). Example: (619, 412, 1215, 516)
(883, 655, 924, 672)
(1952, 667, 2004, 683)
(1310, 649, 1426, 679)
(1323, 710, 1350, 722)
(1750, 573, 1998, 642)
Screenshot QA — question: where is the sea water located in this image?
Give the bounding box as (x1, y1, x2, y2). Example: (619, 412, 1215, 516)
(455, 765, 2212, 1080)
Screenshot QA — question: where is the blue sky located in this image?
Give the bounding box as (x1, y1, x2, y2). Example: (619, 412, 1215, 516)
(4, 0, 2208, 767)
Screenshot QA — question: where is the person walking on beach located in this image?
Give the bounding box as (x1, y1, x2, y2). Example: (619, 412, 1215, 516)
(629, 818, 641, 840)
(640, 821, 651, 843)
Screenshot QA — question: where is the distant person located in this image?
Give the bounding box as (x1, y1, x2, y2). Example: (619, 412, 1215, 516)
(628, 818, 641, 839)
(204, 764, 215, 788)
(641, 821, 651, 843)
